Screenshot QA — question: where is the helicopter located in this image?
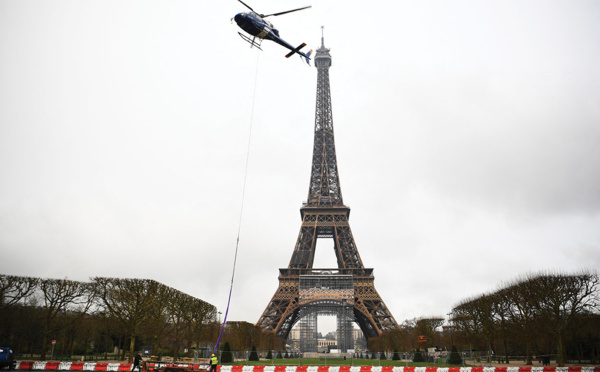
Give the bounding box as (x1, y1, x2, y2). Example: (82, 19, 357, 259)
(233, 0, 312, 64)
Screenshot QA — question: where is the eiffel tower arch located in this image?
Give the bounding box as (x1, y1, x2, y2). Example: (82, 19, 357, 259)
(256, 32, 399, 350)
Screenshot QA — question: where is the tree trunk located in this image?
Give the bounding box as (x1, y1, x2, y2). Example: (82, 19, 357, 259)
(152, 336, 159, 358)
(556, 333, 566, 367)
(173, 339, 179, 363)
(129, 335, 136, 363)
(525, 342, 533, 365)
(41, 332, 48, 360)
(120, 338, 126, 360)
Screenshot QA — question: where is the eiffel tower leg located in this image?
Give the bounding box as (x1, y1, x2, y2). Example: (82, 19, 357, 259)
(289, 224, 318, 269)
(256, 277, 300, 339)
(333, 223, 399, 338)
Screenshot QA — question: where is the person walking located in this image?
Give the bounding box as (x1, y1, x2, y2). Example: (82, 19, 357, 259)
(209, 353, 218, 372)
(132, 352, 143, 372)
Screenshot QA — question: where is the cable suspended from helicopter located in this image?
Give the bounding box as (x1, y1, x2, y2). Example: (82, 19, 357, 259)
(232, 0, 312, 64)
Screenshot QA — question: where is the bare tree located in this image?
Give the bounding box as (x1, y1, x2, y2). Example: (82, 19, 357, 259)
(93, 278, 166, 362)
(412, 316, 445, 355)
(491, 289, 514, 363)
(37, 278, 96, 359)
(0, 275, 39, 309)
(528, 271, 599, 366)
(186, 298, 216, 353)
(165, 288, 193, 361)
(501, 277, 540, 365)
(452, 271, 600, 365)
(143, 292, 170, 359)
(453, 296, 491, 352)
(225, 321, 260, 352)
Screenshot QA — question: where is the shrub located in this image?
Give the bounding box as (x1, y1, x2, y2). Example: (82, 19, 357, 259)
(413, 349, 424, 362)
(448, 345, 462, 365)
(221, 342, 233, 363)
(249, 345, 259, 361)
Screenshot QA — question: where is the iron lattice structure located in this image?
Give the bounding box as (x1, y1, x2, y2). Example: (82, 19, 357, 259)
(256, 35, 399, 348)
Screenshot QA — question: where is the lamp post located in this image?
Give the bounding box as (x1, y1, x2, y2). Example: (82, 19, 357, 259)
(447, 312, 454, 349)
(218, 311, 222, 324)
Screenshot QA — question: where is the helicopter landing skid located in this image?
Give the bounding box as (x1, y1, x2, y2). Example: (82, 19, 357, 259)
(238, 32, 263, 50)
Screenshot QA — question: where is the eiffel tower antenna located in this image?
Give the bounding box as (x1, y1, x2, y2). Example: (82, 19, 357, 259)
(257, 32, 398, 350)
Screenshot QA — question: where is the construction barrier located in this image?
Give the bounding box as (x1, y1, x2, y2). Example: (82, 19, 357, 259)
(16, 361, 34, 370)
(59, 362, 74, 370)
(33, 362, 48, 370)
(12, 363, 600, 372)
(71, 363, 85, 371)
(46, 362, 61, 370)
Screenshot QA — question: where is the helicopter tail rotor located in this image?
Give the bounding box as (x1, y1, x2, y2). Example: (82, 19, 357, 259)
(285, 42, 307, 58)
(285, 43, 312, 65)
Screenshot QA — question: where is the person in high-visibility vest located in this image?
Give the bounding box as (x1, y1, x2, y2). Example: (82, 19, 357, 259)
(209, 354, 218, 372)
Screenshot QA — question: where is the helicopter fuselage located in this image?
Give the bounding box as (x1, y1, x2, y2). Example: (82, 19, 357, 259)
(233, 11, 311, 63)
(235, 12, 283, 44)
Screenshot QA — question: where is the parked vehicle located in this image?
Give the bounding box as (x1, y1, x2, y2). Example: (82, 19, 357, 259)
(0, 347, 15, 370)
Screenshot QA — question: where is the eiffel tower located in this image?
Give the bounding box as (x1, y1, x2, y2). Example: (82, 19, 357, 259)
(257, 32, 399, 348)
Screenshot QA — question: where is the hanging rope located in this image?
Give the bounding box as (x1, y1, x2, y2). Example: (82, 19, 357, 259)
(213, 50, 261, 354)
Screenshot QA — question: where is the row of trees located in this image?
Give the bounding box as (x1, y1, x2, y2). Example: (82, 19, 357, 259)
(2, 271, 599, 365)
(1, 275, 217, 362)
(450, 271, 600, 366)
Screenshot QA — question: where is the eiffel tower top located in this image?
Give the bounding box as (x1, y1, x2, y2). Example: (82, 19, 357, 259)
(314, 26, 332, 68)
(304, 27, 345, 211)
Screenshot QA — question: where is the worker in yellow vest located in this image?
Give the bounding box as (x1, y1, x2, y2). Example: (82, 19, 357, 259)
(209, 353, 218, 372)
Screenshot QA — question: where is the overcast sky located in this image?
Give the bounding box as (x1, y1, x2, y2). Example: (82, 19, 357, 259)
(2, 0, 600, 334)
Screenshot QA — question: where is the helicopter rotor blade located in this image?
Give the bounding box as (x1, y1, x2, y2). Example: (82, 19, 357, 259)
(262, 5, 311, 18)
(236, 0, 255, 12)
